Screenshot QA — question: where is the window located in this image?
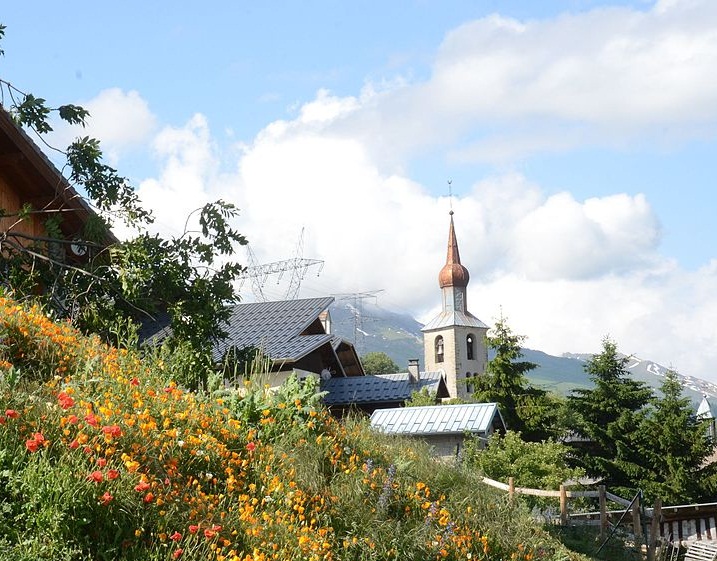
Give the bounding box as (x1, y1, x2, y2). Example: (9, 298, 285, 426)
(466, 372, 473, 394)
(435, 336, 444, 363)
(466, 334, 475, 361)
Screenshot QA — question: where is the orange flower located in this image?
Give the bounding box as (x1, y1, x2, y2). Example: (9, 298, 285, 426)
(101, 425, 122, 438)
(85, 413, 99, 427)
(203, 529, 216, 539)
(67, 414, 79, 424)
(25, 438, 40, 453)
(143, 492, 154, 503)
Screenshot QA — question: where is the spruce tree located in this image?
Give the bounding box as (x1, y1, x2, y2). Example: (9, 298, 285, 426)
(566, 337, 654, 492)
(472, 317, 558, 441)
(638, 370, 716, 504)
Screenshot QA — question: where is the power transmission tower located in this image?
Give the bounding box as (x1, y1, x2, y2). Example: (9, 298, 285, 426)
(237, 229, 324, 301)
(332, 290, 383, 355)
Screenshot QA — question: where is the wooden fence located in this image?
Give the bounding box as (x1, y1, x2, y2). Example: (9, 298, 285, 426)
(480, 477, 717, 559)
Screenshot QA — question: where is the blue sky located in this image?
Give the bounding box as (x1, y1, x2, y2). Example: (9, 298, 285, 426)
(3, 1, 717, 383)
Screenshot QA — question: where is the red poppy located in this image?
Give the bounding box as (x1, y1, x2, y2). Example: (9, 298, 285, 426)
(134, 481, 150, 492)
(130, 377, 140, 386)
(88, 470, 104, 483)
(173, 548, 183, 559)
(97, 457, 107, 467)
(100, 491, 113, 505)
(203, 529, 216, 539)
(68, 439, 80, 449)
(107, 469, 120, 480)
(169, 531, 182, 542)
(101, 425, 122, 438)
(143, 492, 154, 503)
(67, 414, 79, 424)
(0, 416, 6, 425)
(25, 439, 40, 453)
(57, 391, 74, 410)
(84, 413, 99, 427)
(5, 409, 19, 419)
(246, 441, 256, 452)
(188, 525, 199, 534)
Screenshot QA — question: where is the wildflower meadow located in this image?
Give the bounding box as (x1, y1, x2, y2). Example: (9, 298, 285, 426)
(0, 297, 588, 561)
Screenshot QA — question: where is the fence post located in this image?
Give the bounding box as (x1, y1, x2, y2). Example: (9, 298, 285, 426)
(599, 485, 607, 540)
(647, 498, 662, 561)
(560, 484, 568, 526)
(508, 477, 515, 502)
(632, 492, 642, 539)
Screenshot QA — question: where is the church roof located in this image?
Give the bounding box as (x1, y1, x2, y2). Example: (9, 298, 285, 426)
(697, 395, 717, 419)
(438, 211, 470, 289)
(421, 310, 488, 331)
(370, 402, 505, 436)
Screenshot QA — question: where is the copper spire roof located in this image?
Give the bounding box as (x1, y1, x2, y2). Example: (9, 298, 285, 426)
(438, 211, 470, 288)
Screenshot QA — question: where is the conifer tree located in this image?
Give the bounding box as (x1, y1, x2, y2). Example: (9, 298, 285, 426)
(566, 337, 654, 492)
(472, 317, 558, 441)
(638, 370, 716, 503)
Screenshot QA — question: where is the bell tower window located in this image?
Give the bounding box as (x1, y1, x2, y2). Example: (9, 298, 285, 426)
(466, 334, 475, 361)
(435, 336, 444, 363)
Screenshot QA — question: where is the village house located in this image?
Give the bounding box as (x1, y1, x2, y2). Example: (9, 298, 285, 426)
(0, 106, 115, 266)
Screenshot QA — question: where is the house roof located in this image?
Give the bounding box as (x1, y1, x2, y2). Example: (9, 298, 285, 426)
(0, 106, 117, 244)
(212, 296, 336, 362)
(370, 402, 505, 436)
(697, 396, 717, 419)
(321, 371, 447, 406)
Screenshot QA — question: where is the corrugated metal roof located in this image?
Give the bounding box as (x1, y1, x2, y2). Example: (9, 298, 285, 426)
(212, 297, 335, 362)
(421, 310, 488, 331)
(321, 371, 444, 405)
(370, 403, 504, 436)
(697, 396, 717, 419)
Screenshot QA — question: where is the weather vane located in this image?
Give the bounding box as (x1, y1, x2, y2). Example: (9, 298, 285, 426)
(448, 179, 454, 215)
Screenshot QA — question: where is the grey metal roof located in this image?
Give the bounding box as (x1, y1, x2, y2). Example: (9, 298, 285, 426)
(370, 403, 504, 436)
(421, 310, 488, 331)
(212, 297, 335, 362)
(697, 396, 717, 419)
(321, 371, 444, 405)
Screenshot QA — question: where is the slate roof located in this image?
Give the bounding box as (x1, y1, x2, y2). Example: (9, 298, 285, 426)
(212, 297, 336, 363)
(321, 371, 445, 406)
(421, 310, 488, 331)
(370, 402, 505, 436)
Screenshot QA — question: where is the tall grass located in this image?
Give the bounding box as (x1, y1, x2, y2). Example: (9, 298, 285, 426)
(0, 297, 589, 560)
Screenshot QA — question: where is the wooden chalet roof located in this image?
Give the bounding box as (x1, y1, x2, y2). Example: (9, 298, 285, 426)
(0, 106, 117, 243)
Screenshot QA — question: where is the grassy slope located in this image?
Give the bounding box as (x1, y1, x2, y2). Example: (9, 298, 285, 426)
(0, 297, 590, 561)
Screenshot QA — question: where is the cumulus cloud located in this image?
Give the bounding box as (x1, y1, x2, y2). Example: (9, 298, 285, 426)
(79, 0, 717, 384)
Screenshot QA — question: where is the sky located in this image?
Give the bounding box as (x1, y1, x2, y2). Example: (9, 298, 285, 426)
(2, 0, 717, 382)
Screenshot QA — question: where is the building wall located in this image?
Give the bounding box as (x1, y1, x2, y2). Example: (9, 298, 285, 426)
(0, 177, 46, 241)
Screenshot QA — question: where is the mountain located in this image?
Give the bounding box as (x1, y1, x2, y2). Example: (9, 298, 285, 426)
(328, 300, 717, 407)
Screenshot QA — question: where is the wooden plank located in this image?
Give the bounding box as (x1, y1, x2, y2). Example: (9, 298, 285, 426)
(605, 491, 632, 507)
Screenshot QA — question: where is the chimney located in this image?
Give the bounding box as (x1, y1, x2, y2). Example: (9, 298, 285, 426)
(408, 359, 420, 384)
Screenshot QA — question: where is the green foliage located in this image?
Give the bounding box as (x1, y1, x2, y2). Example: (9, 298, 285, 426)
(472, 317, 557, 441)
(360, 351, 399, 374)
(566, 337, 654, 494)
(465, 431, 586, 509)
(637, 370, 717, 503)
(0, 33, 247, 358)
(405, 387, 438, 406)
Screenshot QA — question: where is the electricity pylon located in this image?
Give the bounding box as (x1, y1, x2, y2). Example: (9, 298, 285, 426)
(237, 228, 324, 301)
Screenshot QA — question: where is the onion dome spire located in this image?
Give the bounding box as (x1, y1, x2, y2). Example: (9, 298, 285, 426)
(438, 211, 470, 288)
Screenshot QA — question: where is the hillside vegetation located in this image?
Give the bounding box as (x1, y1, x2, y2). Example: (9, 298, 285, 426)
(0, 297, 589, 561)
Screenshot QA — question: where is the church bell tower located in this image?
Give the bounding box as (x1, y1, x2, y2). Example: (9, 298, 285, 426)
(422, 211, 488, 399)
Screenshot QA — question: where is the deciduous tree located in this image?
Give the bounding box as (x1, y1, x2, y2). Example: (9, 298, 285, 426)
(360, 351, 400, 375)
